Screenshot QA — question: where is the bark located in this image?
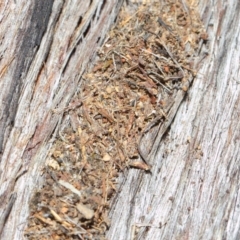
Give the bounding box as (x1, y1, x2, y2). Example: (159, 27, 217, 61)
(0, 1, 123, 239)
(1, 0, 239, 239)
(107, 0, 240, 239)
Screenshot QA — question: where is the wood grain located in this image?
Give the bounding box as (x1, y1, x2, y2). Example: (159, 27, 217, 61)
(107, 0, 240, 239)
(1, 0, 239, 239)
(0, 1, 123, 239)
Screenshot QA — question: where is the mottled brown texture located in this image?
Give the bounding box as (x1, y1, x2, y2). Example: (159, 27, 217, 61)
(0, 0, 239, 239)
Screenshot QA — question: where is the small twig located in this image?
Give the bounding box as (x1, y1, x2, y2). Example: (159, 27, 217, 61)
(120, 8, 142, 26)
(149, 70, 183, 82)
(124, 64, 138, 76)
(164, 75, 183, 81)
(58, 130, 69, 143)
(154, 61, 166, 77)
(97, 108, 115, 123)
(157, 17, 173, 33)
(142, 49, 169, 62)
(35, 213, 55, 226)
(112, 53, 117, 72)
(147, 71, 165, 82)
(155, 40, 185, 75)
(113, 50, 130, 63)
(148, 74, 172, 93)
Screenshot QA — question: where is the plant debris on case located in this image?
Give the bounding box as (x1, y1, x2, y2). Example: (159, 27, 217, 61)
(25, 0, 206, 239)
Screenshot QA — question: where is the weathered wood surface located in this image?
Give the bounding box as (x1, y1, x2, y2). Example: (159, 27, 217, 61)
(1, 0, 239, 239)
(107, 0, 240, 239)
(0, 1, 123, 239)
